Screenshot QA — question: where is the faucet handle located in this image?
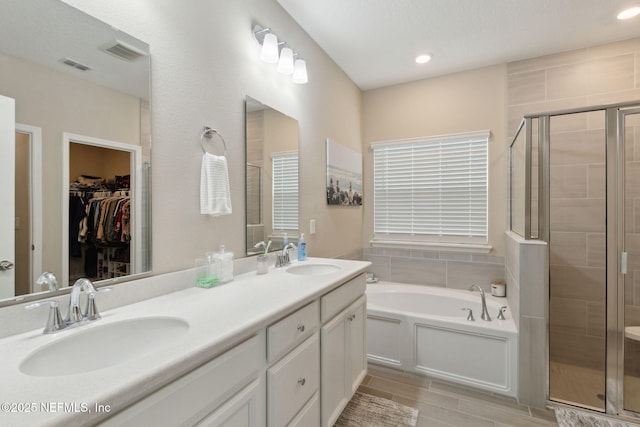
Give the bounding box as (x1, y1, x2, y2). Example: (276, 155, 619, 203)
(461, 307, 475, 321)
(497, 306, 507, 320)
(26, 300, 64, 334)
(84, 287, 111, 321)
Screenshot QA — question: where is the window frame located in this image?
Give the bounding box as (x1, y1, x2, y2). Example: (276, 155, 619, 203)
(370, 130, 491, 253)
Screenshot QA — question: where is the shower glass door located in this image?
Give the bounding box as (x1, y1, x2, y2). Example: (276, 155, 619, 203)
(623, 109, 640, 414)
(548, 111, 607, 411)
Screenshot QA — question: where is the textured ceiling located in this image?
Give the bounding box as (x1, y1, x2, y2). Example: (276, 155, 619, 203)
(0, 0, 149, 99)
(277, 0, 640, 90)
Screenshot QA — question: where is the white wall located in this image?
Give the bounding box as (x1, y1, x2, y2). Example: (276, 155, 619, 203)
(61, 0, 364, 273)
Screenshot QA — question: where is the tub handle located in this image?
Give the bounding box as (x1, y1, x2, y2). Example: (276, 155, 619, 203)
(461, 308, 475, 321)
(497, 306, 507, 320)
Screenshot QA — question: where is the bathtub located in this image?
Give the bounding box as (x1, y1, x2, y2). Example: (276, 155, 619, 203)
(366, 282, 518, 397)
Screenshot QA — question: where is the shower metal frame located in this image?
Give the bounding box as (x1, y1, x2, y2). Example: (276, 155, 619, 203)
(509, 100, 640, 419)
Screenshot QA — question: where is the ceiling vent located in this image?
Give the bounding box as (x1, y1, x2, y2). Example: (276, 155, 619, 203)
(61, 58, 92, 71)
(101, 40, 148, 61)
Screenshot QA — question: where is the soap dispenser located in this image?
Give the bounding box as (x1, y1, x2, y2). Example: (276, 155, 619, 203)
(297, 233, 307, 261)
(212, 245, 234, 284)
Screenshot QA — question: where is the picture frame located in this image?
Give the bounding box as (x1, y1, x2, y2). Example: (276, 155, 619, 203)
(326, 138, 363, 206)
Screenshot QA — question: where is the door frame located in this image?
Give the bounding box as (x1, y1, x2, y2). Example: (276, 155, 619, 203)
(609, 107, 640, 417)
(15, 124, 42, 292)
(0, 96, 15, 299)
(62, 133, 142, 287)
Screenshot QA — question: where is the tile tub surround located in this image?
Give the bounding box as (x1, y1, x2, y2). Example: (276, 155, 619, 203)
(506, 231, 548, 409)
(362, 247, 505, 293)
(0, 257, 370, 427)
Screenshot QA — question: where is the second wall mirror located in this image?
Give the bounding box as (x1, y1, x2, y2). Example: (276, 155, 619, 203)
(245, 96, 299, 255)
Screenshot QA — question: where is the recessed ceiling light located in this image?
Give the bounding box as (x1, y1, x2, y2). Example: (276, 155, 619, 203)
(617, 6, 640, 20)
(415, 54, 432, 64)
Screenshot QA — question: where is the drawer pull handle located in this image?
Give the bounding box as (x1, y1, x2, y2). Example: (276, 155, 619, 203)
(297, 324, 305, 332)
(297, 377, 306, 386)
(348, 314, 356, 321)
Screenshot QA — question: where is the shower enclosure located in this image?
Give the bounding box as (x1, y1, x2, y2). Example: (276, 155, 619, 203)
(510, 100, 640, 418)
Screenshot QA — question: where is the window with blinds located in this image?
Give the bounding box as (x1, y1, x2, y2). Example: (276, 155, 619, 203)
(372, 131, 489, 244)
(272, 153, 299, 231)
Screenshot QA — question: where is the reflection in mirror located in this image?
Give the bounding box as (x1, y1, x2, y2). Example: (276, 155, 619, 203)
(0, 0, 151, 305)
(245, 97, 299, 256)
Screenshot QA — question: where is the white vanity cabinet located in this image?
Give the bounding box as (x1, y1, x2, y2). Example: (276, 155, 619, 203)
(320, 275, 367, 427)
(266, 301, 320, 427)
(99, 333, 266, 427)
(99, 272, 366, 427)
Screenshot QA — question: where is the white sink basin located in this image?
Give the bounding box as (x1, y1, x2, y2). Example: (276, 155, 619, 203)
(20, 317, 189, 377)
(287, 263, 341, 275)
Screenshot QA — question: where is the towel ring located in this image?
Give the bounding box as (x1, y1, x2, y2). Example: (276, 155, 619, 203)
(200, 126, 228, 156)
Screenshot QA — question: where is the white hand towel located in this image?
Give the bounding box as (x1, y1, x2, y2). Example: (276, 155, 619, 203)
(200, 152, 232, 216)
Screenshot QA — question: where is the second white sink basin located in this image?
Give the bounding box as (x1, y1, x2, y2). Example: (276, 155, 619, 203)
(20, 316, 189, 377)
(287, 263, 342, 275)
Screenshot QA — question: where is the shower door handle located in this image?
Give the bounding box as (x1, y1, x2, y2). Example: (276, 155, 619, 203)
(621, 251, 628, 275)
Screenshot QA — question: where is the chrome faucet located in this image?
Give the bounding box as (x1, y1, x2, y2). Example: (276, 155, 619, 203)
(470, 284, 491, 321)
(66, 278, 98, 323)
(276, 243, 297, 268)
(27, 278, 109, 334)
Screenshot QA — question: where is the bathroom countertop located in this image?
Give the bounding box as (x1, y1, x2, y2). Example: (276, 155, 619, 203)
(0, 257, 370, 427)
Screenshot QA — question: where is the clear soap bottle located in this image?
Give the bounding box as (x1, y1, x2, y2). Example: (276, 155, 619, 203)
(213, 245, 234, 284)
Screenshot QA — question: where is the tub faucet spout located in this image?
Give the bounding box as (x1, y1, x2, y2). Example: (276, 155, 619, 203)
(470, 284, 491, 321)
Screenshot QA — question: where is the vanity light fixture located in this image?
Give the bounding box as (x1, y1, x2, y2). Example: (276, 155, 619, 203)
(277, 46, 294, 75)
(260, 32, 279, 63)
(617, 5, 640, 19)
(292, 58, 308, 84)
(253, 24, 308, 84)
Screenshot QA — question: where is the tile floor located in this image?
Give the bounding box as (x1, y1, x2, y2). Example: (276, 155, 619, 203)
(360, 365, 559, 427)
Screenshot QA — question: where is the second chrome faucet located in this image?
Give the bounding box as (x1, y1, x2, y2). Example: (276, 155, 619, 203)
(470, 284, 491, 321)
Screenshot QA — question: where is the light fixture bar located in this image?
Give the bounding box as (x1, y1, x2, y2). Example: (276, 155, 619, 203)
(252, 23, 308, 84)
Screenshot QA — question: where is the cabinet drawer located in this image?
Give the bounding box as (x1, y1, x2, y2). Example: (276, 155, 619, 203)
(267, 300, 319, 362)
(101, 333, 265, 427)
(321, 274, 365, 322)
(267, 333, 320, 427)
(289, 392, 319, 427)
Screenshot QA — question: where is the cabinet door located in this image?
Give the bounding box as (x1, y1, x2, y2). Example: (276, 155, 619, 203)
(267, 333, 320, 427)
(196, 377, 265, 427)
(348, 299, 366, 396)
(320, 313, 348, 427)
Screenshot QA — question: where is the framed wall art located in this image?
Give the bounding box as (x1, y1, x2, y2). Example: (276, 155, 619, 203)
(326, 138, 362, 206)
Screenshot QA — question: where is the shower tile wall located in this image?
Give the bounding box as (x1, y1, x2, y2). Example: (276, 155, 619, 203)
(508, 36, 640, 407)
(362, 247, 504, 292)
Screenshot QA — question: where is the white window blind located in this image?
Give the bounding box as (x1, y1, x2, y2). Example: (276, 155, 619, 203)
(372, 131, 488, 242)
(272, 153, 299, 231)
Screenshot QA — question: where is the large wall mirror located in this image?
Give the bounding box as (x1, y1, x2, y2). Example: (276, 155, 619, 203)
(245, 96, 299, 255)
(0, 0, 151, 305)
